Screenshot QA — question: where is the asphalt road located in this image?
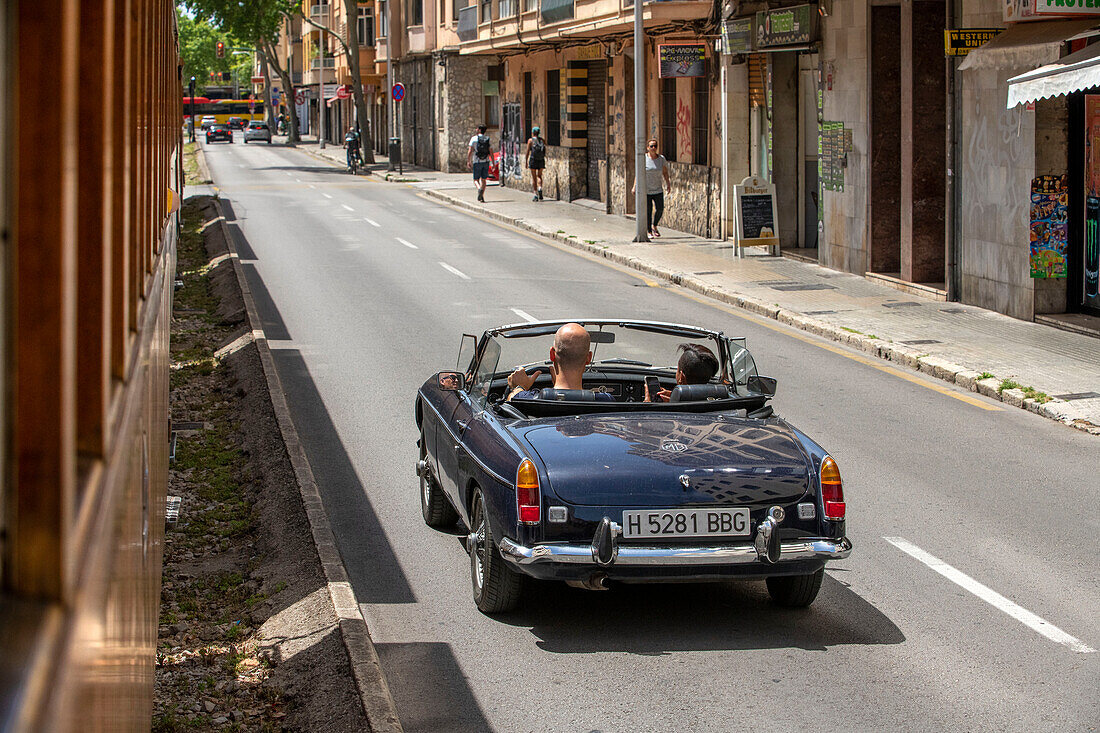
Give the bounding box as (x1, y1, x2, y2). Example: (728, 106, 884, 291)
(200, 139, 1099, 732)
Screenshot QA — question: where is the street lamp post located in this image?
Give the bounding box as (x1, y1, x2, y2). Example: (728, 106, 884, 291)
(189, 76, 196, 142)
(633, 0, 649, 242)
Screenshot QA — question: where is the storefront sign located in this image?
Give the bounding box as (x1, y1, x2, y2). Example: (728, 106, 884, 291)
(1029, 175, 1068, 278)
(1034, 0, 1100, 16)
(821, 122, 851, 192)
(574, 44, 604, 60)
(944, 29, 1002, 56)
(721, 18, 754, 54)
(658, 44, 707, 78)
(754, 4, 818, 48)
(734, 176, 779, 252)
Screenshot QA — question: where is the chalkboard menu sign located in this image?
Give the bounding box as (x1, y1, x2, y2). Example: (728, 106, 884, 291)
(733, 176, 779, 255)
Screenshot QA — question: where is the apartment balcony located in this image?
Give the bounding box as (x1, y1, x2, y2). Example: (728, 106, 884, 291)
(311, 57, 336, 69)
(457, 0, 709, 53)
(309, 3, 332, 19)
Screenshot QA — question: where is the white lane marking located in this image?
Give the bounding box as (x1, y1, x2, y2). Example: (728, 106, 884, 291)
(884, 537, 1096, 654)
(342, 204, 354, 211)
(439, 262, 470, 280)
(510, 308, 537, 322)
(322, 192, 333, 199)
(308, 184, 316, 189)
(363, 218, 380, 227)
(396, 237, 418, 250)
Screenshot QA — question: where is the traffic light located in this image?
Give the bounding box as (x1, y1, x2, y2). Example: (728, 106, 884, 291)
(209, 71, 216, 80)
(216, 41, 225, 58)
(221, 71, 230, 82)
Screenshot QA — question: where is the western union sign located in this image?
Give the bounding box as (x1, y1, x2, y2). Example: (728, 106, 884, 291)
(944, 29, 1002, 56)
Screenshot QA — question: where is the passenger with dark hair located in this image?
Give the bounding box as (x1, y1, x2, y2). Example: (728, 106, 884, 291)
(646, 343, 720, 402)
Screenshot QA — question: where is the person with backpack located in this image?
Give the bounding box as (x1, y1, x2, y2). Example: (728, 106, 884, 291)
(344, 125, 362, 173)
(525, 126, 546, 201)
(467, 124, 493, 202)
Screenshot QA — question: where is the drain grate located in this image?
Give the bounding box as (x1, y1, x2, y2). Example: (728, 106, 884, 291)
(902, 339, 942, 345)
(882, 301, 921, 308)
(804, 310, 837, 315)
(693, 271, 721, 275)
(940, 308, 967, 314)
(1053, 391, 1100, 401)
(771, 283, 837, 291)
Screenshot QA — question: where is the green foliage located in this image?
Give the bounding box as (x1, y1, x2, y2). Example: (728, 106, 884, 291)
(1021, 385, 1052, 403)
(998, 378, 1021, 393)
(177, 11, 251, 93)
(978, 371, 995, 380)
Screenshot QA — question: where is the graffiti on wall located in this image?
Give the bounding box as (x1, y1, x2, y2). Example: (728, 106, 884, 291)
(677, 97, 693, 161)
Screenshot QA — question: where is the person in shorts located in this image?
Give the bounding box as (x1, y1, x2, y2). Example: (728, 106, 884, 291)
(467, 124, 492, 202)
(525, 126, 546, 201)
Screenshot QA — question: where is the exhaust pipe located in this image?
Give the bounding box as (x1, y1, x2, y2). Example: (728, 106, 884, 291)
(566, 572, 609, 591)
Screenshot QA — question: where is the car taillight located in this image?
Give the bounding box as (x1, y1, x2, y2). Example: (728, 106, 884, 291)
(516, 459, 540, 525)
(820, 456, 845, 520)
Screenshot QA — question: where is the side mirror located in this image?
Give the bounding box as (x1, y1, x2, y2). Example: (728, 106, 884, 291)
(437, 371, 466, 391)
(747, 375, 777, 397)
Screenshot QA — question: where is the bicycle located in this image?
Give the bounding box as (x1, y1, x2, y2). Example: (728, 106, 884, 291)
(346, 147, 363, 174)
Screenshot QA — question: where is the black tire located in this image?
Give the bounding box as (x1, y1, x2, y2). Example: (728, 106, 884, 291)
(766, 568, 825, 608)
(420, 439, 458, 527)
(469, 488, 523, 614)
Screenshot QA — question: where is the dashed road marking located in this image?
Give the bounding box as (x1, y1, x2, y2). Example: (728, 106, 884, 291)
(322, 192, 333, 199)
(396, 237, 418, 250)
(342, 204, 354, 211)
(510, 308, 537, 322)
(364, 218, 380, 227)
(884, 536, 1095, 654)
(439, 262, 470, 280)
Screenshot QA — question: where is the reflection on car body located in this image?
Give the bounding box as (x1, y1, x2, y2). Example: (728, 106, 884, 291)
(415, 319, 852, 615)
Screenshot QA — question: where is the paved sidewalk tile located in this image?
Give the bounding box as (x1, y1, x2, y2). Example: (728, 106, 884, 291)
(298, 137, 1100, 435)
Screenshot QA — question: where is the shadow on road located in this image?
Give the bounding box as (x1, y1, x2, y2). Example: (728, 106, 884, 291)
(374, 641, 494, 733)
(250, 164, 357, 177)
(270, 348, 417, 605)
(241, 264, 291, 341)
(494, 570, 904, 654)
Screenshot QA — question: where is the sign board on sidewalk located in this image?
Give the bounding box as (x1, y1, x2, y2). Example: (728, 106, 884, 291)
(658, 44, 707, 78)
(391, 82, 406, 102)
(944, 29, 1002, 56)
(733, 176, 779, 256)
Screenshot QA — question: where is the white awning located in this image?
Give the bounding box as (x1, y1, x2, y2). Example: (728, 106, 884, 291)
(1007, 41, 1100, 107)
(958, 19, 1100, 71)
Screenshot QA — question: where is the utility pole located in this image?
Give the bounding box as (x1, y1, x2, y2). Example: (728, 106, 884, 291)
(189, 76, 196, 142)
(633, 0, 649, 242)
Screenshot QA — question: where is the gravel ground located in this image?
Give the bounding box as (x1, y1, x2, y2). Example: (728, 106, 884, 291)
(154, 196, 369, 732)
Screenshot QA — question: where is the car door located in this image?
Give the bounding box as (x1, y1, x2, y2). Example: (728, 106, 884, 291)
(436, 335, 496, 510)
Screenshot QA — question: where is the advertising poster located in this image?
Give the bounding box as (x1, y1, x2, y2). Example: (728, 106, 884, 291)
(658, 44, 707, 78)
(1085, 96, 1100, 305)
(754, 4, 818, 48)
(1029, 175, 1068, 278)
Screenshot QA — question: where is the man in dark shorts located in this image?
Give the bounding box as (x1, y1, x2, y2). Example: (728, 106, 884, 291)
(525, 125, 546, 201)
(467, 124, 492, 202)
(506, 323, 613, 401)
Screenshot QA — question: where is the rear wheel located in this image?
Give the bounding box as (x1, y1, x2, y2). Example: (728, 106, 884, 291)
(420, 438, 458, 527)
(470, 488, 523, 614)
(766, 568, 824, 607)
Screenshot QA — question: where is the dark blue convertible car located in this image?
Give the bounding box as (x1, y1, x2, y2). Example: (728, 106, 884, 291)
(415, 320, 852, 614)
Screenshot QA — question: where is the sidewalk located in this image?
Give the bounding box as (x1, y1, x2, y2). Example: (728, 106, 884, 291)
(301, 137, 1100, 435)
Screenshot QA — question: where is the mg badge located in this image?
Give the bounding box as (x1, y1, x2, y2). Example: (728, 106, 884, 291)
(679, 474, 691, 489)
(662, 441, 687, 453)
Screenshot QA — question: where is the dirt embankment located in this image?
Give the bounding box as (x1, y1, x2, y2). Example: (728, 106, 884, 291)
(155, 195, 368, 733)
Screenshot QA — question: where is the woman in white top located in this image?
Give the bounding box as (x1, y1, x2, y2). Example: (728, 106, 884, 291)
(631, 138, 672, 237)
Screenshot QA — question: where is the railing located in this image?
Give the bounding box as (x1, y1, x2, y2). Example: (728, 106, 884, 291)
(541, 0, 574, 23)
(310, 3, 330, 16)
(311, 57, 336, 69)
(457, 5, 477, 41)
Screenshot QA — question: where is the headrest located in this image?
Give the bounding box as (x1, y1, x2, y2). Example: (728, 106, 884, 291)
(538, 388, 596, 401)
(669, 384, 730, 403)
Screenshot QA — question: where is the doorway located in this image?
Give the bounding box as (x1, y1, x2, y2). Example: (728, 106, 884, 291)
(798, 53, 821, 253)
(586, 60, 607, 201)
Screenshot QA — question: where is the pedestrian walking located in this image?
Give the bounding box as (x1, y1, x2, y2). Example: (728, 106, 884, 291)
(631, 138, 672, 238)
(468, 124, 492, 202)
(526, 126, 546, 201)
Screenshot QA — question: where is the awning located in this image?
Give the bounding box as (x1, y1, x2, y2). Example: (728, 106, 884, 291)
(958, 18, 1100, 71)
(1007, 41, 1100, 106)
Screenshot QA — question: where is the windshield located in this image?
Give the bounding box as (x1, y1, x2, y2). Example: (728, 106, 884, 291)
(481, 322, 749, 381)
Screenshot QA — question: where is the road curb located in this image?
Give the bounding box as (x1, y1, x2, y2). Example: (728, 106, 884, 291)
(420, 187, 1099, 436)
(300, 144, 375, 176)
(210, 198, 404, 732)
(192, 139, 213, 183)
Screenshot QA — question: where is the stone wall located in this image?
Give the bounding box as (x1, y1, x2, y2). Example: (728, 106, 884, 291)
(439, 54, 498, 173)
(820, 0, 870, 274)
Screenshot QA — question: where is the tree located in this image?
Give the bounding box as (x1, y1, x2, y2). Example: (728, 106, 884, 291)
(182, 0, 301, 141)
(177, 12, 251, 94)
(296, 1, 376, 162)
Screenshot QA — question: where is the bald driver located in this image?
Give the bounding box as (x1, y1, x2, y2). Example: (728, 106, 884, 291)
(506, 323, 613, 401)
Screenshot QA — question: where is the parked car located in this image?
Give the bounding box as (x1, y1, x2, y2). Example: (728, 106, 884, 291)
(227, 116, 246, 130)
(205, 123, 232, 144)
(243, 120, 272, 144)
(415, 320, 852, 614)
(199, 115, 217, 130)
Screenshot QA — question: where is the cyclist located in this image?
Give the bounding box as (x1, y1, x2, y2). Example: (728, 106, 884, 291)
(344, 126, 362, 173)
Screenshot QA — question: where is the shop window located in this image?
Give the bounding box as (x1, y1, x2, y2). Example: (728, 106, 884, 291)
(660, 77, 676, 162)
(363, 8, 375, 45)
(692, 76, 708, 166)
(546, 69, 560, 145)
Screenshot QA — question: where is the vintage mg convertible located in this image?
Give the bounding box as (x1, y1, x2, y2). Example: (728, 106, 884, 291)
(415, 320, 852, 613)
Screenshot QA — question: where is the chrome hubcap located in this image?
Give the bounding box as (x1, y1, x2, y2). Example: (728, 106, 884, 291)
(471, 502, 486, 591)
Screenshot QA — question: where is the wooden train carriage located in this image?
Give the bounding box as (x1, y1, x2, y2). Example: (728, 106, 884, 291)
(1, 0, 179, 730)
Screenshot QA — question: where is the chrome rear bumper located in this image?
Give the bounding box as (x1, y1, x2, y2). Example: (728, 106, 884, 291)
(498, 536, 852, 567)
